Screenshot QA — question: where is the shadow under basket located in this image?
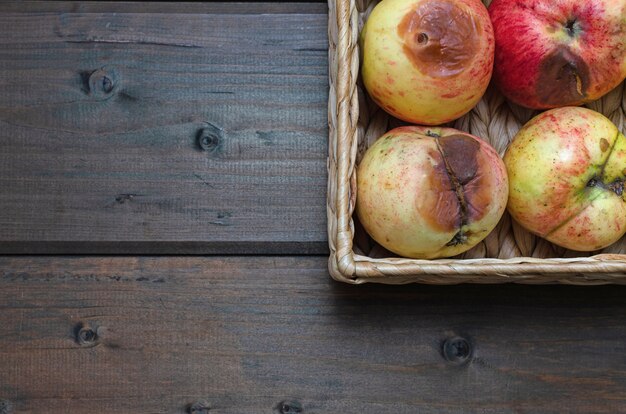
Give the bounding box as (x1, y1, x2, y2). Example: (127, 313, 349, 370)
(326, 0, 626, 284)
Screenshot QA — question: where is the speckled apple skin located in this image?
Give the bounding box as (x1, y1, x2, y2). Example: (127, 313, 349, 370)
(504, 107, 626, 251)
(356, 126, 508, 259)
(489, 0, 626, 109)
(360, 0, 494, 125)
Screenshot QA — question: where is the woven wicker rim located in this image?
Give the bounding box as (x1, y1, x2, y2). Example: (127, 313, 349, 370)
(327, 0, 626, 284)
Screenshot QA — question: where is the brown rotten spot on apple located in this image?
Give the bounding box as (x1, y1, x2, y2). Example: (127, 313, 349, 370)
(421, 134, 489, 246)
(600, 138, 610, 152)
(537, 45, 590, 107)
(397, 0, 480, 78)
(423, 148, 462, 233)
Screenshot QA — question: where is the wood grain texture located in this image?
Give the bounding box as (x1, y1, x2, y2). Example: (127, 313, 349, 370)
(0, 3, 329, 254)
(0, 2, 328, 13)
(1, 256, 626, 413)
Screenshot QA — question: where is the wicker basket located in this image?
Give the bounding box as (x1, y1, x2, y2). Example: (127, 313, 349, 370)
(327, 0, 626, 284)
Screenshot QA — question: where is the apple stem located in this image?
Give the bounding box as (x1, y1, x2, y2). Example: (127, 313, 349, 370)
(609, 180, 624, 196)
(564, 18, 581, 37)
(586, 178, 598, 188)
(586, 177, 624, 196)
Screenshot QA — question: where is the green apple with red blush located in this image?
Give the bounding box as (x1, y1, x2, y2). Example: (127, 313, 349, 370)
(505, 107, 626, 251)
(356, 126, 508, 259)
(360, 0, 494, 125)
(489, 0, 626, 109)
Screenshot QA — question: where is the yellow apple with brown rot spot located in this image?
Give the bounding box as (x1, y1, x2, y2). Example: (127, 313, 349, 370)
(356, 126, 508, 259)
(505, 107, 626, 251)
(360, 0, 494, 125)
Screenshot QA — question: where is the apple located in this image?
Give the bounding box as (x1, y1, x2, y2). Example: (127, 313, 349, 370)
(489, 0, 626, 110)
(356, 126, 508, 259)
(504, 106, 626, 251)
(360, 0, 494, 125)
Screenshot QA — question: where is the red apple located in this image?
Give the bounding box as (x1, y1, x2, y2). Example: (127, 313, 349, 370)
(489, 0, 626, 109)
(356, 126, 508, 259)
(504, 107, 626, 251)
(360, 0, 494, 125)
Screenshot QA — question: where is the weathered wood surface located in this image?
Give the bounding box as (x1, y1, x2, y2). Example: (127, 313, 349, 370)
(1, 256, 626, 414)
(0, 2, 328, 13)
(0, 2, 328, 254)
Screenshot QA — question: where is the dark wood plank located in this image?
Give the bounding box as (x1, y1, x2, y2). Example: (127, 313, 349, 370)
(0, 3, 329, 254)
(1, 256, 626, 413)
(0, 2, 328, 13)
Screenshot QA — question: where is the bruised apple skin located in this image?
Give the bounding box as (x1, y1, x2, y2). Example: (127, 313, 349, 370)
(356, 126, 508, 259)
(504, 107, 626, 251)
(489, 0, 626, 110)
(360, 0, 494, 125)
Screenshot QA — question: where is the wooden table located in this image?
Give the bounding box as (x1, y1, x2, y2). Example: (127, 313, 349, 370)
(1, 2, 625, 413)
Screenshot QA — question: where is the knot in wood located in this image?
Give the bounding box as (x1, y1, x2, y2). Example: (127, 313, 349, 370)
(0, 399, 13, 414)
(187, 400, 211, 413)
(197, 123, 223, 153)
(278, 400, 303, 413)
(88, 66, 118, 98)
(76, 323, 98, 346)
(442, 336, 472, 364)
